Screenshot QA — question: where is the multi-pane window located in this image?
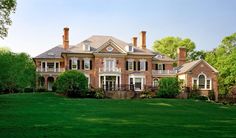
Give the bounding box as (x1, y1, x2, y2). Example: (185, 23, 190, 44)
(158, 64, 163, 70)
(198, 75, 205, 89)
(140, 61, 146, 71)
(72, 58, 77, 70)
(153, 79, 159, 87)
(128, 61, 133, 70)
(207, 79, 211, 89)
(84, 59, 90, 70)
(135, 78, 142, 90)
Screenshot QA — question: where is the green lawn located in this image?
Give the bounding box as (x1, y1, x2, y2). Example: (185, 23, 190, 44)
(1, 93, 236, 138)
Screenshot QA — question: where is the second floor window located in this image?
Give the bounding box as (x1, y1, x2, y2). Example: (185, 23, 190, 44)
(128, 61, 133, 70)
(71, 58, 77, 70)
(140, 61, 146, 71)
(84, 59, 90, 70)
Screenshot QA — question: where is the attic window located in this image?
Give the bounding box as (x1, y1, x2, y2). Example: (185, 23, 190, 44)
(106, 46, 113, 52)
(83, 40, 91, 51)
(129, 46, 133, 52)
(47, 52, 55, 56)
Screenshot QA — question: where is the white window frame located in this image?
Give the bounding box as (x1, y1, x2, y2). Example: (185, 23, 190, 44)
(129, 75, 145, 91)
(128, 59, 134, 71)
(84, 58, 90, 70)
(153, 79, 159, 87)
(192, 73, 212, 90)
(83, 44, 90, 51)
(71, 57, 78, 70)
(140, 59, 146, 71)
(158, 64, 164, 70)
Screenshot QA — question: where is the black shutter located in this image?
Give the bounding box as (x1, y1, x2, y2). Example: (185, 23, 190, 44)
(126, 61, 128, 70)
(90, 60, 92, 70)
(138, 61, 140, 71)
(82, 60, 84, 69)
(77, 60, 80, 70)
(155, 64, 158, 70)
(163, 64, 165, 70)
(133, 61, 136, 70)
(146, 61, 148, 71)
(69, 59, 72, 70)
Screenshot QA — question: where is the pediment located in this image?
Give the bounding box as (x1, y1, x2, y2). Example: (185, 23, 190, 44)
(95, 39, 127, 54)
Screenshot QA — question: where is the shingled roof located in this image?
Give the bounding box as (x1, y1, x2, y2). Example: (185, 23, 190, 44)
(34, 45, 66, 59)
(66, 35, 155, 55)
(177, 59, 218, 74)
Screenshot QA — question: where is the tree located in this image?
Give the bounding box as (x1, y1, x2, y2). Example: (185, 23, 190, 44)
(189, 50, 206, 61)
(54, 70, 88, 97)
(0, 0, 17, 39)
(153, 36, 196, 59)
(0, 50, 35, 93)
(205, 33, 236, 94)
(157, 77, 180, 98)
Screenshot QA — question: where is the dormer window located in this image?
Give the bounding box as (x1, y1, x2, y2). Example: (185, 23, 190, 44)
(83, 40, 91, 51)
(126, 45, 133, 52)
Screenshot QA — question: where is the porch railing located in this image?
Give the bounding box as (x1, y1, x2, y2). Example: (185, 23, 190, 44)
(152, 70, 177, 75)
(36, 68, 65, 73)
(99, 67, 121, 73)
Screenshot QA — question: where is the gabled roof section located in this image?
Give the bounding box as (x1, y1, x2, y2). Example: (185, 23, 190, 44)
(34, 45, 66, 59)
(95, 39, 127, 53)
(67, 35, 128, 53)
(177, 59, 218, 74)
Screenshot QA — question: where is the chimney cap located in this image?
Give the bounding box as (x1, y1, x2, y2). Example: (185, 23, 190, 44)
(64, 27, 69, 30)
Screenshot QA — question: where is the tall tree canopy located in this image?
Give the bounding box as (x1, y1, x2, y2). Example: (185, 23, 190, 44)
(205, 33, 236, 94)
(153, 36, 196, 59)
(0, 0, 17, 39)
(0, 50, 35, 92)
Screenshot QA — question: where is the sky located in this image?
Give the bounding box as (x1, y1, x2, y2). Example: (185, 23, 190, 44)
(0, 0, 236, 57)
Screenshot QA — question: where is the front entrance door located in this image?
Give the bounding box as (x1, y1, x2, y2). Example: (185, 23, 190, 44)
(105, 76, 116, 91)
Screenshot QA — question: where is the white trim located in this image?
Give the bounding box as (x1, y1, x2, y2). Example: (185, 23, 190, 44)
(192, 73, 212, 90)
(129, 74, 145, 91)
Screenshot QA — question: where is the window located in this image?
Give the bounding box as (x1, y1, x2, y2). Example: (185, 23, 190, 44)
(140, 60, 146, 71)
(47, 63, 54, 69)
(71, 58, 77, 70)
(129, 46, 133, 52)
(198, 75, 205, 89)
(153, 79, 159, 87)
(207, 79, 211, 89)
(106, 46, 113, 52)
(128, 61, 133, 70)
(158, 64, 163, 70)
(84, 59, 90, 70)
(135, 78, 142, 90)
(193, 79, 197, 86)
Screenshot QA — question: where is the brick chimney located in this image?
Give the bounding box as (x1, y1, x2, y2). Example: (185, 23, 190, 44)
(177, 47, 186, 66)
(63, 27, 69, 50)
(132, 36, 137, 47)
(139, 31, 146, 49)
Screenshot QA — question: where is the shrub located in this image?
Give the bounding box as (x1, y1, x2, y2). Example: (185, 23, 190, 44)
(36, 88, 46, 92)
(188, 84, 201, 99)
(140, 89, 152, 99)
(54, 70, 88, 98)
(94, 88, 105, 99)
(157, 77, 180, 98)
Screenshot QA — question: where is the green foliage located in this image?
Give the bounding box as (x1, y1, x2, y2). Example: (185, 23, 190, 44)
(94, 88, 105, 99)
(189, 50, 206, 61)
(157, 77, 180, 98)
(0, 0, 17, 38)
(54, 70, 88, 97)
(153, 36, 196, 59)
(140, 89, 152, 99)
(0, 50, 36, 93)
(205, 33, 236, 94)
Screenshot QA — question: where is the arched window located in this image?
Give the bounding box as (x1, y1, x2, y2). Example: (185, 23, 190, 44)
(153, 79, 159, 87)
(198, 75, 205, 89)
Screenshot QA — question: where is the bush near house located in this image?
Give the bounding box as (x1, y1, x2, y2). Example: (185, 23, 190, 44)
(157, 77, 180, 98)
(54, 70, 88, 98)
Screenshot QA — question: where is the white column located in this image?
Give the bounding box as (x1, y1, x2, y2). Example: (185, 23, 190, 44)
(54, 62, 56, 72)
(99, 75, 101, 88)
(40, 61, 43, 72)
(115, 75, 118, 89)
(141, 78, 144, 90)
(104, 75, 106, 89)
(45, 61, 48, 72)
(58, 62, 60, 72)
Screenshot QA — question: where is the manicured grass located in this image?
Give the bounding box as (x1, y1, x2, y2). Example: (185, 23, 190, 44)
(1, 93, 236, 138)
